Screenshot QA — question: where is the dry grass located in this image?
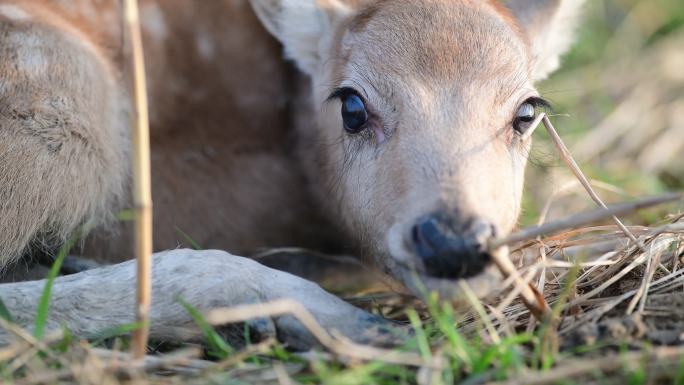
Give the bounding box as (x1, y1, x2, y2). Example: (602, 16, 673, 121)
(2, 141, 682, 383)
(2, 194, 683, 384)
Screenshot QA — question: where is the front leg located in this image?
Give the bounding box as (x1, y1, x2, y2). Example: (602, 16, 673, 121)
(0, 249, 400, 349)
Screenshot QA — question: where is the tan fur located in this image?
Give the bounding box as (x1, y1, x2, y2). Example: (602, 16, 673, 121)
(0, 0, 583, 294)
(0, 0, 337, 267)
(0, 2, 128, 267)
(257, 0, 584, 287)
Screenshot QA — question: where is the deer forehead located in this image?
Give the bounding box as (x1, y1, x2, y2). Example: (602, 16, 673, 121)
(328, 0, 532, 104)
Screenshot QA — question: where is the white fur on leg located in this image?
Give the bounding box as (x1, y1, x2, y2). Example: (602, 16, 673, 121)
(0, 249, 397, 349)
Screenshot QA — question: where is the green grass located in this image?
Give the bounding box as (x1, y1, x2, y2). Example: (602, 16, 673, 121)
(174, 226, 203, 250)
(179, 297, 234, 359)
(33, 234, 81, 340)
(3, 278, 683, 384)
(0, 298, 13, 324)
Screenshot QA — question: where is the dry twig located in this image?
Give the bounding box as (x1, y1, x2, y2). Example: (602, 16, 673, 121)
(542, 115, 646, 251)
(122, 0, 153, 359)
(489, 193, 680, 249)
(488, 247, 551, 322)
(206, 299, 435, 368)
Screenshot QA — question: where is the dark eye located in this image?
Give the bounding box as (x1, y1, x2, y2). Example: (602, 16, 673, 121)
(513, 102, 536, 134)
(512, 97, 551, 136)
(341, 92, 368, 134)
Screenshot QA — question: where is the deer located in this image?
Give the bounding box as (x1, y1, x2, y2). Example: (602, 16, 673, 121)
(0, 0, 584, 348)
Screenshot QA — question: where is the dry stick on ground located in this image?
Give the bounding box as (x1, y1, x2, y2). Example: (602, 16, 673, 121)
(541, 115, 646, 251)
(490, 193, 681, 249)
(15, 348, 209, 385)
(486, 193, 681, 322)
(123, 0, 153, 359)
(205, 299, 435, 368)
(0, 319, 70, 370)
(487, 113, 602, 323)
(543, 114, 672, 315)
(488, 247, 551, 322)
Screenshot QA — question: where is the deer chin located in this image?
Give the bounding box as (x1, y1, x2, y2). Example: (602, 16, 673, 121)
(396, 264, 503, 305)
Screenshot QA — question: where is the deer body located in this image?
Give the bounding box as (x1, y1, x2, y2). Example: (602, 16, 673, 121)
(0, 0, 337, 265)
(0, 0, 584, 346)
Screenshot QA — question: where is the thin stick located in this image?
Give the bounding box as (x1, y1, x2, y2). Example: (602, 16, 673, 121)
(206, 299, 434, 368)
(489, 192, 681, 249)
(489, 247, 551, 322)
(123, 0, 153, 359)
(542, 115, 646, 251)
(0, 319, 70, 367)
(485, 192, 678, 323)
(484, 113, 679, 323)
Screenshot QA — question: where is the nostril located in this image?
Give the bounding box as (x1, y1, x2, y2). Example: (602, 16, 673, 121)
(411, 217, 442, 259)
(407, 215, 495, 280)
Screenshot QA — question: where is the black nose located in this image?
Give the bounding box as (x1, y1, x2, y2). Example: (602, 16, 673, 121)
(410, 214, 494, 279)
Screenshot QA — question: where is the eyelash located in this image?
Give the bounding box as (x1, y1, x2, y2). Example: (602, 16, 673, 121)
(327, 87, 363, 102)
(525, 97, 552, 110)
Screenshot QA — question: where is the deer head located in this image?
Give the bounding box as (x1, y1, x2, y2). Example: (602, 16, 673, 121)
(251, 0, 584, 299)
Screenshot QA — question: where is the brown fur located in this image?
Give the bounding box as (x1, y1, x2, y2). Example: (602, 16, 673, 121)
(0, 0, 339, 268)
(0, 0, 584, 295)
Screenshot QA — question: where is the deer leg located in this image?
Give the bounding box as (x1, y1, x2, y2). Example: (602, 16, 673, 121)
(0, 249, 402, 350)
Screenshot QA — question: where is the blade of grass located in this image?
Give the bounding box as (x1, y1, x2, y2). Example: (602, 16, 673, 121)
(676, 354, 684, 385)
(174, 226, 202, 250)
(0, 297, 13, 323)
(474, 333, 533, 377)
(406, 309, 432, 362)
(433, 301, 474, 370)
(178, 297, 233, 359)
(458, 280, 502, 344)
(116, 208, 136, 222)
(34, 234, 80, 340)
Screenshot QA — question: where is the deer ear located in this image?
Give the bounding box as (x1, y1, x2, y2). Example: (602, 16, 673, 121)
(504, 0, 586, 80)
(250, 0, 351, 76)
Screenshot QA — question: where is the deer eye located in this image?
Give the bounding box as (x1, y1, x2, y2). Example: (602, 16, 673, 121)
(340, 92, 368, 134)
(513, 102, 536, 134)
(513, 97, 550, 136)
